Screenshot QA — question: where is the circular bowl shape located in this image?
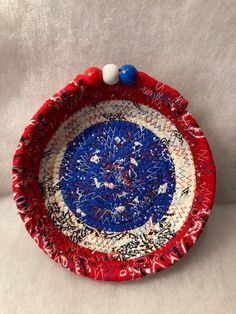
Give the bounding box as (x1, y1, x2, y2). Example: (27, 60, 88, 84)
(12, 70, 215, 281)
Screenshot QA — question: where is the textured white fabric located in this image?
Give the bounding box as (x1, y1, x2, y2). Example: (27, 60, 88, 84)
(0, 1, 236, 313)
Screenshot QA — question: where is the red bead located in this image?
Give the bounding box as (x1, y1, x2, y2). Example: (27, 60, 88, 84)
(83, 67, 102, 87)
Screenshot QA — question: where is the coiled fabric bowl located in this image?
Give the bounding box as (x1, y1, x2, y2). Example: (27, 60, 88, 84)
(12, 71, 215, 281)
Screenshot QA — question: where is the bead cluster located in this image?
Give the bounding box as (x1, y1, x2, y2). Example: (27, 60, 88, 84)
(83, 64, 137, 87)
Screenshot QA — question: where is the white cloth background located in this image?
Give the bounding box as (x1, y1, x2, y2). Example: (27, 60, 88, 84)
(0, 1, 235, 313)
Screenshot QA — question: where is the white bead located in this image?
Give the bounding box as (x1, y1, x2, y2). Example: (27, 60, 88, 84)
(102, 64, 119, 85)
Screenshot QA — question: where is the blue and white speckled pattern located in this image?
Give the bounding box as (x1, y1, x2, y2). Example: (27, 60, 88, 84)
(59, 120, 175, 232)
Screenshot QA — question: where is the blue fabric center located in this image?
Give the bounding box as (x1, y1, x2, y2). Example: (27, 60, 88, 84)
(59, 120, 176, 232)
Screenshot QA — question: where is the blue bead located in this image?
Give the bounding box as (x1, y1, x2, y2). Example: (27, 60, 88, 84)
(119, 64, 137, 86)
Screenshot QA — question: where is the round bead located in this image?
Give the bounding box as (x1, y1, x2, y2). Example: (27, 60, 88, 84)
(83, 67, 102, 87)
(119, 64, 137, 86)
(102, 64, 119, 85)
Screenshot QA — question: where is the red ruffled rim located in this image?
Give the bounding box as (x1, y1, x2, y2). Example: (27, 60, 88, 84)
(12, 71, 216, 281)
